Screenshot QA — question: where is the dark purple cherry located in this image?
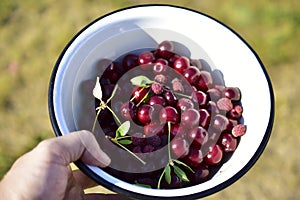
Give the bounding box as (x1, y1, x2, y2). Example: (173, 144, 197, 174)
(192, 165, 210, 183)
(171, 137, 189, 158)
(181, 108, 200, 128)
(144, 122, 166, 136)
(185, 148, 203, 167)
(183, 66, 200, 84)
(170, 124, 186, 139)
(122, 54, 138, 70)
(143, 144, 155, 153)
(132, 132, 146, 146)
(168, 54, 180, 67)
(173, 56, 190, 74)
(160, 106, 180, 124)
(138, 52, 155, 65)
(147, 134, 162, 147)
(102, 62, 123, 84)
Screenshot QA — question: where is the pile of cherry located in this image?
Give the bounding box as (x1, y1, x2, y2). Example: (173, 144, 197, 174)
(96, 41, 247, 189)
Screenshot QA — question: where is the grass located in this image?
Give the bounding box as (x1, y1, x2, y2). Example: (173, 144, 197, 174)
(0, 0, 299, 199)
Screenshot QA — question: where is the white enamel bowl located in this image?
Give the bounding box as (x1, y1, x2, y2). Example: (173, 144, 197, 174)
(48, 5, 274, 199)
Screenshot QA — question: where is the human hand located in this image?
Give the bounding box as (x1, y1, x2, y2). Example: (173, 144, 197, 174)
(0, 130, 131, 200)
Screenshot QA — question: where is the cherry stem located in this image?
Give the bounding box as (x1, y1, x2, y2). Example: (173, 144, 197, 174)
(174, 91, 192, 99)
(116, 135, 132, 141)
(167, 122, 173, 165)
(106, 105, 122, 126)
(92, 109, 101, 133)
(130, 87, 145, 102)
(110, 137, 146, 165)
(157, 121, 173, 189)
(136, 90, 151, 107)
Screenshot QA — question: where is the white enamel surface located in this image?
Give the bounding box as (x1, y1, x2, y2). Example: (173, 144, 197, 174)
(52, 6, 272, 198)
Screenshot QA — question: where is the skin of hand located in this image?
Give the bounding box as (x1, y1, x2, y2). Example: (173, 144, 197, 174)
(0, 130, 132, 200)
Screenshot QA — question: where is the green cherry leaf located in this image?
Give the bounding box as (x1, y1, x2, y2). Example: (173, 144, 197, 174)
(130, 75, 154, 87)
(118, 139, 132, 145)
(173, 165, 189, 182)
(116, 121, 130, 138)
(173, 159, 195, 173)
(134, 181, 152, 188)
(164, 165, 171, 184)
(93, 77, 102, 100)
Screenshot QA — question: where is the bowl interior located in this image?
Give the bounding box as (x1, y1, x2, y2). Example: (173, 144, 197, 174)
(50, 5, 273, 198)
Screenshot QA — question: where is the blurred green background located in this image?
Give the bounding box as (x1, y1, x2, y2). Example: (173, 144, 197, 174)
(0, 0, 299, 199)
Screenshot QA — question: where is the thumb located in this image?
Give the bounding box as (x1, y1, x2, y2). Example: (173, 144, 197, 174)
(39, 130, 111, 167)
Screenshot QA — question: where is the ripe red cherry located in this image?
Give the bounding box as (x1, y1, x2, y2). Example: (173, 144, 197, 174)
(220, 133, 237, 152)
(153, 58, 168, 74)
(137, 104, 154, 125)
(223, 87, 241, 101)
(181, 108, 200, 128)
(177, 98, 194, 112)
(170, 124, 186, 139)
(120, 101, 136, 120)
(171, 137, 189, 158)
(148, 95, 167, 107)
(157, 40, 175, 59)
(213, 114, 230, 131)
(163, 90, 177, 106)
(173, 56, 190, 74)
(205, 144, 223, 165)
(192, 91, 208, 107)
(138, 52, 155, 65)
(199, 109, 211, 128)
(160, 106, 180, 124)
(195, 71, 213, 91)
(188, 126, 208, 147)
(183, 66, 201, 84)
(131, 87, 149, 103)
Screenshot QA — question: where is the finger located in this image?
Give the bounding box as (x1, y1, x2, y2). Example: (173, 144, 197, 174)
(84, 194, 133, 200)
(73, 169, 98, 189)
(38, 130, 111, 167)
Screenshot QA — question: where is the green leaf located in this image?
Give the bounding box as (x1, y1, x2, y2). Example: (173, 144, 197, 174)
(130, 75, 153, 87)
(92, 77, 102, 100)
(164, 165, 171, 184)
(118, 139, 132, 145)
(173, 159, 195, 173)
(173, 165, 189, 182)
(134, 181, 152, 188)
(116, 121, 130, 138)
